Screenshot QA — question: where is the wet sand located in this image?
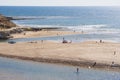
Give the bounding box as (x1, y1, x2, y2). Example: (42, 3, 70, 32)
(0, 41, 120, 70)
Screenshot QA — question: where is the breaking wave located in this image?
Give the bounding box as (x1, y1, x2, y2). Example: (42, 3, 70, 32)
(15, 24, 120, 34)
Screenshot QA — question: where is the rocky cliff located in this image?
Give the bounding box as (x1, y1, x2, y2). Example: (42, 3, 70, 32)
(0, 14, 17, 39)
(0, 14, 16, 29)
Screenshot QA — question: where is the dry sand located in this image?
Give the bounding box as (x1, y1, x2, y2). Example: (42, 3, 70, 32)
(0, 41, 120, 70)
(11, 30, 82, 38)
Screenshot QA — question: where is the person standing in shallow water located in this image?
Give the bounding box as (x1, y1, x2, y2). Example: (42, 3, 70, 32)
(77, 68, 79, 73)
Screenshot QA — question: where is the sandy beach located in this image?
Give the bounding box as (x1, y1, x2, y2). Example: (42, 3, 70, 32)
(11, 30, 83, 38)
(0, 40, 120, 70)
(0, 20, 120, 70)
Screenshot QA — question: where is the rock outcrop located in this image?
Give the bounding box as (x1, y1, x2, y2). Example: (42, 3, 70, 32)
(0, 31, 11, 39)
(0, 14, 16, 29)
(0, 14, 17, 39)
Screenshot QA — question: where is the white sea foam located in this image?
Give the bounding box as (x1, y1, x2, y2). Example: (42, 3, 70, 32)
(66, 24, 120, 34)
(16, 24, 120, 34)
(19, 24, 63, 28)
(67, 24, 106, 30)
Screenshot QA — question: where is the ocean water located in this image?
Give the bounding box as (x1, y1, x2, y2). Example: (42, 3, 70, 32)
(0, 57, 120, 80)
(0, 6, 120, 42)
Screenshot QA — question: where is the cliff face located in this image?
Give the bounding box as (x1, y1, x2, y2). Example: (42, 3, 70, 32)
(0, 14, 17, 39)
(0, 14, 16, 29)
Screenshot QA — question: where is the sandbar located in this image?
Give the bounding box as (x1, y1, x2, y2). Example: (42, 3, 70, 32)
(0, 41, 120, 70)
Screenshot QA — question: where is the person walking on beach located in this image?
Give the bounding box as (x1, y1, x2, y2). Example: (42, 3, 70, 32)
(41, 40, 43, 43)
(114, 51, 116, 55)
(100, 40, 102, 43)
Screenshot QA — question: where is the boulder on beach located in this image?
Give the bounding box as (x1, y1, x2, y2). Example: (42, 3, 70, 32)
(0, 31, 10, 39)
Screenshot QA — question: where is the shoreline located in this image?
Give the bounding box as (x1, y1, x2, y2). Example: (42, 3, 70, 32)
(0, 26, 83, 39)
(11, 30, 82, 39)
(1, 24, 120, 71)
(0, 53, 119, 71)
(0, 41, 120, 71)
